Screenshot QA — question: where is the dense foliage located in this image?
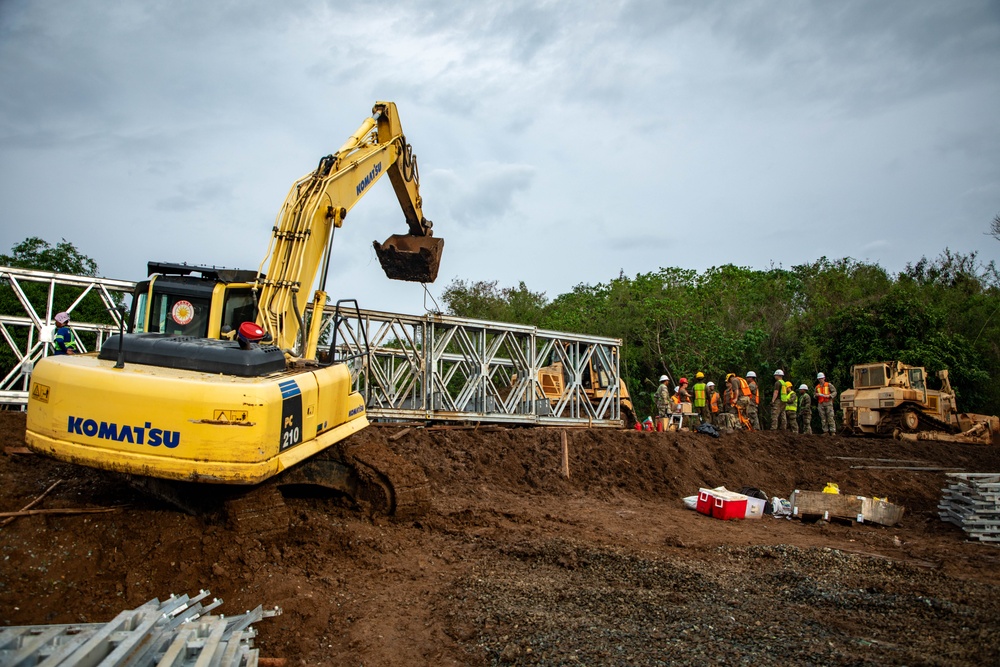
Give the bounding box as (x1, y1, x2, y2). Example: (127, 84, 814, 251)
(441, 251, 1000, 421)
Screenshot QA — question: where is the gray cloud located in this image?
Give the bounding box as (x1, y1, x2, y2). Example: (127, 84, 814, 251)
(426, 162, 536, 226)
(155, 179, 235, 212)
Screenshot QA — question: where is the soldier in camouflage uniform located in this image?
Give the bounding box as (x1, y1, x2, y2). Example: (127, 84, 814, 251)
(654, 375, 671, 418)
(728, 373, 752, 429)
(770, 370, 786, 430)
(783, 381, 798, 433)
(707, 382, 721, 426)
(814, 372, 838, 435)
(746, 371, 761, 430)
(797, 384, 813, 434)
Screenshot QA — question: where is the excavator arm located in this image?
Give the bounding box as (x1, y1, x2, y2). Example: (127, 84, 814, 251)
(255, 101, 444, 357)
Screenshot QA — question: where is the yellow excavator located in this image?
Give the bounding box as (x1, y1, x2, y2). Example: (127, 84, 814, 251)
(25, 102, 443, 521)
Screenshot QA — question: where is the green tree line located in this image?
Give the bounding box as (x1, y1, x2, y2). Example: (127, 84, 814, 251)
(440, 250, 1000, 422)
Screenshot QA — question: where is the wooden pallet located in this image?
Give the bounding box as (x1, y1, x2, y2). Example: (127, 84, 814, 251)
(790, 490, 904, 526)
(938, 473, 1000, 543)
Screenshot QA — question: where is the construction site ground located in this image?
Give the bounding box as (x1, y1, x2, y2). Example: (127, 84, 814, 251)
(1, 411, 998, 666)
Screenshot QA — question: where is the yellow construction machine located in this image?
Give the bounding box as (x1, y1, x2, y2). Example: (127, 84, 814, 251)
(534, 345, 637, 426)
(25, 102, 443, 520)
(841, 361, 998, 444)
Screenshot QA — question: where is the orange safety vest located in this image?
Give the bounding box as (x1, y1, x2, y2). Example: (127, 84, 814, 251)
(749, 380, 759, 404)
(816, 382, 832, 403)
(671, 394, 680, 405)
(735, 376, 751, 397)
(709, 392, 720, 413)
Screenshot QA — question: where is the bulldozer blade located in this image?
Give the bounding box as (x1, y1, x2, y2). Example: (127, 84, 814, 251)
(374, 234, 444, 283)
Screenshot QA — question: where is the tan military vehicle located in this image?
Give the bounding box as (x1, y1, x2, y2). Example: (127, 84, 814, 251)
(841, 361, 997, 443)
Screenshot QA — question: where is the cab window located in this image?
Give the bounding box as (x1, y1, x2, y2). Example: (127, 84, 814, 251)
(222, 288, 257, 333)
(908, 368, 925, 391)
(131, 291, 148, 333)
(149, 292, 211, 337)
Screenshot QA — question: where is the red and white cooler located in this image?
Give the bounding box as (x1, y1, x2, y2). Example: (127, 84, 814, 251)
(710, 489, 748, 520)
(696, 488, 716, 516)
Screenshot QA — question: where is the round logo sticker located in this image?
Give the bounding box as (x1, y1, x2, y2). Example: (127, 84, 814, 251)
(171, 300, 195, 326)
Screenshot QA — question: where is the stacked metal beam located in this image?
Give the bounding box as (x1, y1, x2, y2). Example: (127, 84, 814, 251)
(939, 473, 1000, 543)
(0, 590, 281, 666)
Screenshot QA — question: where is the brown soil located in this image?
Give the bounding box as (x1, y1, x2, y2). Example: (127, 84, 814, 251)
(2, 411, 999, 665)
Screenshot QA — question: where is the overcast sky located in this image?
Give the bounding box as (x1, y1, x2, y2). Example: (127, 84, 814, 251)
(2, 1, 998, 315)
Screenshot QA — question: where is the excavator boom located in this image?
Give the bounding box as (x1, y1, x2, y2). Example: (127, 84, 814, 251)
(256, 101, 443, 355)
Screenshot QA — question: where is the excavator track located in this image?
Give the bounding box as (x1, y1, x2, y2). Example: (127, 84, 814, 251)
(124, 475, 292, 539)
(332, 439, 431, 519)
(224, 484, 291, 539)
(123, 437, 430, 535)
(277, 438, 430, 520)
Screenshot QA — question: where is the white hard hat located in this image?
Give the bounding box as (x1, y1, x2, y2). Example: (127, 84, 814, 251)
(659, 375, 668, 382)
(54, 312, 70, 326)
(799, 384, 808, 390)
(746, 371, 756, 378)
(707, 381, 715, 387)
(674, 386, 679, 392)
(817, 372, 825, 379)
(774, 369, 784, 376)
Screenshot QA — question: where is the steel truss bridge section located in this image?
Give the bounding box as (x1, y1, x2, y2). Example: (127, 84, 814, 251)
(0, 266, 133, 405)
(325, 307, 625, 427)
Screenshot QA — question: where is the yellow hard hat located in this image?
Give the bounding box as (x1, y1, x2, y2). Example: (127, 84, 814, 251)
(695, 371, 704, 379)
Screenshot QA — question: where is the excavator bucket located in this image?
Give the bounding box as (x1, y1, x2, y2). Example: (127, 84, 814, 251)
(374, 234, 445, 283)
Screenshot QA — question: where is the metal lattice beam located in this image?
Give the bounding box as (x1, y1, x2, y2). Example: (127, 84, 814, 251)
(327, 308, 624, 427)
(0, 266, 134, 402)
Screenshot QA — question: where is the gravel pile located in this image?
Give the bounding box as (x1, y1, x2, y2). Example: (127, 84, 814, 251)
(451, 540, 1000, 666)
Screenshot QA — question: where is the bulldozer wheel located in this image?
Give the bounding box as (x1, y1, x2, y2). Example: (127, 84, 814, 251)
(901, 409, 921, 433)
(621, 405, 638, 429)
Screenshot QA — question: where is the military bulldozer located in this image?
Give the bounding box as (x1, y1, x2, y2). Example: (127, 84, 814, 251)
(840, 361, 998, 443)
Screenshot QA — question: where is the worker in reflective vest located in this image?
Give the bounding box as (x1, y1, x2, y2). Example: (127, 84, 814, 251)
(707, 381, 720, 425)
(52, 311, 78, 355)
(727, 373, 752, 429)
(814, 372, 838, 435)
(775, 378, 791, 431)
(783, 381, 798, 433)
(691, 372, 709, 426)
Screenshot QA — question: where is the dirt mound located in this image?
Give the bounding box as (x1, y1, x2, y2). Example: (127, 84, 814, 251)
(2, 412, 1000, 665)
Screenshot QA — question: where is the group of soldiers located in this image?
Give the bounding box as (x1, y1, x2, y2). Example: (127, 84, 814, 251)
(654, 369, 839, 435)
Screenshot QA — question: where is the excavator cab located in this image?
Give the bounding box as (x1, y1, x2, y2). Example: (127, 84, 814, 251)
(374, 234, 445, 283)
(130, 262, 258, 339)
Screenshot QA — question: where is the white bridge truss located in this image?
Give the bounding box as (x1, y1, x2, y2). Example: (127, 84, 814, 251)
(324, 306, 624, 426)
(0, 266, 132, 405)
(0, 266, 624, 427)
